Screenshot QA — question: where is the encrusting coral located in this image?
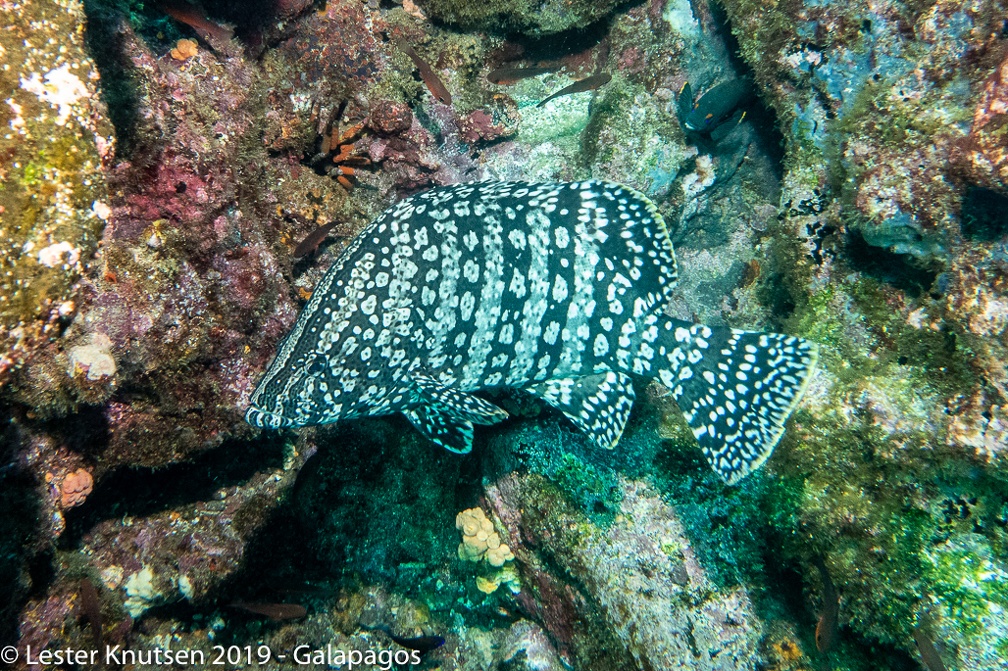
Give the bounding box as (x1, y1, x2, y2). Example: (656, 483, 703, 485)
(475, 564, 521, 595)
(59, 468, 93, 508)
(169, 38, 198, 62)
(456, 507, 514, 567)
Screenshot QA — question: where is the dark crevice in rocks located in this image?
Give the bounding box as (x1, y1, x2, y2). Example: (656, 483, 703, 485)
(58, 433, 287, 549)
(961, 186, 1008, 242)
(0, 459, 44, 644)
(82, 0, 144, 157)
(845, 230, 940, 298)
(506, 20, 615, 59)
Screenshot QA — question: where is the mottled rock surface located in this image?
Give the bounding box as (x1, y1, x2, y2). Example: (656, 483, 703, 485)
(486, 473, 761, 671)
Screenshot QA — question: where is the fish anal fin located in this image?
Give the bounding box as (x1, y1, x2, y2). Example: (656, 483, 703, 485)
(525, 371, 635, 450)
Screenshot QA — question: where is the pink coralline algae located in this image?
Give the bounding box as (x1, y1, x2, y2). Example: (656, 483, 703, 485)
(457, 109, 514, 145)
(17, 593, 75, 667)
(367, 100, 414, 136)
(50, 23, 300, 470)
(959, 51, 1008, 195)
(364, 117, 441, 192)
(278, 0, 388, 89)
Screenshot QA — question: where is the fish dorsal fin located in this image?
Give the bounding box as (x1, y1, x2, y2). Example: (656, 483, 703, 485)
(524, 371, 636, 450)
(403, 373, 509, 454)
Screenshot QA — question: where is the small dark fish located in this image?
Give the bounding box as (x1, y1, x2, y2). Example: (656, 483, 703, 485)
(677, 79, 753, 134)
(813, 555, 838, 653)
(79, 578, 103, 652)
(293, 222, 338, 259)
(399, 43, 452, 105)
(230, 602, 307, 621)
(487, 65, 555, 85)
(913, 627, 948, 671)
(364, 624, 445, 653)
(537, 73, 612, 108)
(159, 0, 234, 43)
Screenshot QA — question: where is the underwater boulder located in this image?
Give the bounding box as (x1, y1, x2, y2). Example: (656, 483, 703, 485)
(484, 472, 761, 671)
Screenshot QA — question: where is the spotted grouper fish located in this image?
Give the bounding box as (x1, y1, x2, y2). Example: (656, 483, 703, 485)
(246, 180, 818, 484)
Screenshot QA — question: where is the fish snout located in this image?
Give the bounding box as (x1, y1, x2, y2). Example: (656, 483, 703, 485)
(244, 405, 295, 429)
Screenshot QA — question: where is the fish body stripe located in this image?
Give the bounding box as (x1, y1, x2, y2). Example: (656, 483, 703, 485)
(508, 204, 554, 385)
(247, 180, 818, 484)
(461, 202, 504, 387)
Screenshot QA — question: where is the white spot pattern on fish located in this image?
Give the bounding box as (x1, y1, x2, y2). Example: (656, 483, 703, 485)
(246, 180, 819, 484)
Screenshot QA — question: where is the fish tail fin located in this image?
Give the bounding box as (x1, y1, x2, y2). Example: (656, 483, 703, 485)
(656, 319, 818, 484)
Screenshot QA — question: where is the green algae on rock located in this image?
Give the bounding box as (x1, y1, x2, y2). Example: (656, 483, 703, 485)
(757, 259, 1008, 668)
(707, 0, 1008, 662)
(0, 0, 114, 386)
(485, 472, 763, 671)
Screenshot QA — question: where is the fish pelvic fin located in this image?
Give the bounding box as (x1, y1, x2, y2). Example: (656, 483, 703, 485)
(403, 372, 509, 453)
(656, 319, 819, 484)
(403, 406, 476, 454)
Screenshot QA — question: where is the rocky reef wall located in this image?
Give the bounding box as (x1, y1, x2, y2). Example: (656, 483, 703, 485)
(1, 0, 1006, 669)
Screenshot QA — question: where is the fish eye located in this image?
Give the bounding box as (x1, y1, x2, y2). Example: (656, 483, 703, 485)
(308, 358, 327, 376)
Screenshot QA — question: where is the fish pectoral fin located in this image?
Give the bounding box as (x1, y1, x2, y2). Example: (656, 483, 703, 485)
(709, 109, 747, 143)
(524, 371, 635, 450)
(402, 406, 475, 454)
(409, 372, 510, 425)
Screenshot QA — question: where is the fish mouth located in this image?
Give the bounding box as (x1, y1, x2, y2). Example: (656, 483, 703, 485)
(244, 405, 295, 429)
